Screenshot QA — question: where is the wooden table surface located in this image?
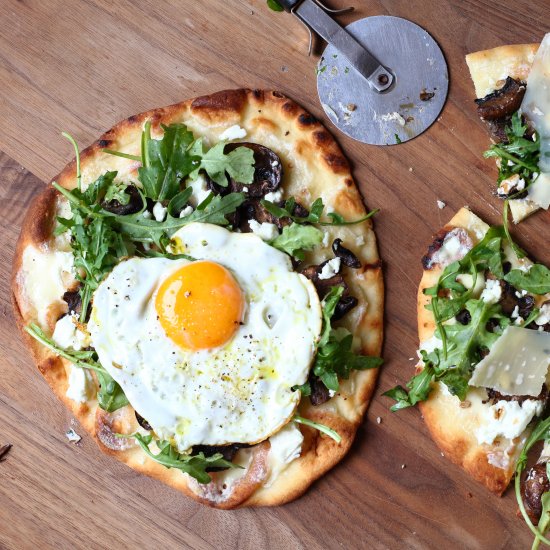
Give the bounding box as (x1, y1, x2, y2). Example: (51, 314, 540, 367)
(1, 1, 549, 548)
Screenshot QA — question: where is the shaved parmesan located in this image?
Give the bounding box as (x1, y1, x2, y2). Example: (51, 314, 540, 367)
(521, 33, 550, 209)
(469, 326, 550, 396)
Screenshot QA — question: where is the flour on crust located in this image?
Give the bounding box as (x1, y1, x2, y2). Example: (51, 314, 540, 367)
(12, 89, 383, 508)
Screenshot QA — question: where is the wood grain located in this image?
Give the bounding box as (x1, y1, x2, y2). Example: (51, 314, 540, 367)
(0, 0, 549, 548)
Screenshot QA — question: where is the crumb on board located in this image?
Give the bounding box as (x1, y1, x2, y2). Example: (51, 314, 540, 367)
(409, 167, 413, 172)
(437, 200, 446, 210)
(0, 443, 12, 462)
(376, 416, 382, 424)
(401, 464, 406, 469)
(66, 429, 81, 443)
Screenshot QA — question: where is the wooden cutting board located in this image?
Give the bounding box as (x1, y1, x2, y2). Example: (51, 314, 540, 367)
(0, 0, 548, 548)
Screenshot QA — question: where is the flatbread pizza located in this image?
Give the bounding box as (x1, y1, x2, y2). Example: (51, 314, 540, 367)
(385, 206, 550, 542)
(466, 34, 549, 224)
(12, 89, 383, 508)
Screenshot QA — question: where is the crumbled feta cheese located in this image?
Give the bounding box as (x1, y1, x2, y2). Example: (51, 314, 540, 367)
(142, 210, 152, 219)
(321, 231, 330, 247)
(318, 258, 342, 280)
(242, 186, 249, 193)
(475, 399, 544, 445)
(187, 174, 211, 207)
(498, 174, 525, 195)
(53, 313, 89, 351)
(153, 202, 167, 222)
(536, 303, 550, 326)
(264, 190, 283, 203)
(179, 205, 194, 218)
(219, 124, 247, 141)
(507, 160, 515, 167)
(65, 428, 81, 443)
(264, 423, 303, 488)
(66, 365, 95, 403)
(480, 279, 502, 305)
(248, 220, 279, 241)
(511, 305, 520, 319)
(437, 200, 446, 209)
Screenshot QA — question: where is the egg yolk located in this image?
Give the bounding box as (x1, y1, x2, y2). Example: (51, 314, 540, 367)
(155, 261, 244, 350)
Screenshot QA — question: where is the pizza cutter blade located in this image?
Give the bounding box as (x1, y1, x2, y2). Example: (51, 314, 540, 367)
(281, 1, 449, 145)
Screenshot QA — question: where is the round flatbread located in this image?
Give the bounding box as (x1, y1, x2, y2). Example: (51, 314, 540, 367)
(12, 89, 383, 508)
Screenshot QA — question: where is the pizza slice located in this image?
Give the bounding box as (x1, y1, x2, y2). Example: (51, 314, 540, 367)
(385, 207, 550, 542)
(466, 33, 549, 223)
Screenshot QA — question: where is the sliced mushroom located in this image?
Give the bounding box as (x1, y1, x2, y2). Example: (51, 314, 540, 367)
(135, 411, 152, 431)
(206, 143, 283, 197)
(498, 281, 535, 319)
(523, 462, 550, 524)
(332, 238, 361, 268)
(309, 374, 330, 406)
(475, 77, 526, 121)
(101, 184, 143, 215)
(63, 289, 82, 316)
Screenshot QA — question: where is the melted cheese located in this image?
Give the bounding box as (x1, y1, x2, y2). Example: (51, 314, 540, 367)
(469, 326, 550, 396)
(20, 245, 75, 327)
(263, 422, 303, 488)
(521, 33, 550, 208)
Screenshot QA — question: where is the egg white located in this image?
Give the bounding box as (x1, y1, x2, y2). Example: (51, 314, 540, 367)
(88, 223, 322, 452)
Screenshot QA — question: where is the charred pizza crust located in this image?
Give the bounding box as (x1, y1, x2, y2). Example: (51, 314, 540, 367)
(12, 89, 383, 508)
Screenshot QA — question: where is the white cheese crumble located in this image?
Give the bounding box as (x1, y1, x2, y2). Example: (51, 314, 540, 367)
(321, 231, 330, 248)
(65, 428, 82, 443)
(437, 200, 446, 209)
(536, 303, 550, 326)
(53, 314, 90, 351)
(65, 365, 95, 404)
(179, 205, 194, 218)
(141, 210, 152, 220)
(219, 124, 247, 141)
(187, 174, 211, 207)
(318, 258, 341, 280)
(264, 423, 303, 488)
(242, 186, 249, 193)
(153, 202, 167, 222)
(480, 279, 502, 305)
(264, 190, 283, 203)
(248, 220, 279, 241)
(475, 399, 544, 445)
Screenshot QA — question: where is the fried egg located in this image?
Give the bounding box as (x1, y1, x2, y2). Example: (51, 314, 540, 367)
(88, 223, 322, 452)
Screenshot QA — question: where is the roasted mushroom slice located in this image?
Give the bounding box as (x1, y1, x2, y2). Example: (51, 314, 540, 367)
(192, 443, 251, 472)
(475, 77, 526, 121)
(332, 238, 361, 268)
(206, 142, 283, 197)
(101, 184, 143, 215)
(523, 462, 550, 524)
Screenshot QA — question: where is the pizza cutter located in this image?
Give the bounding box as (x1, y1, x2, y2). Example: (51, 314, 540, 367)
(278, 0, 449, 145)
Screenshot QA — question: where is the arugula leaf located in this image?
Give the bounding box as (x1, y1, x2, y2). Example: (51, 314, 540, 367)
(103, 180, 131, 205)
(505, 264, 550, 295)
(132, 432, 239, 484)
(515, 416, 550, 548)
(112, 192, 245, 244)
(24, 323, 128, 412)
(266, 0, 284, 11)
(191, 140, 255, 187)
(319, 286, 344, 347)
(292, 382, 311, 396)
(313, 331, 382, 391)
(384, 365, 435, 411)
(484, 112, 540, 187)
(269, 223, 323, 260)
(138, 122, 199, 201)
(293, 415, 341, 443)
(261, 197, 379, 226)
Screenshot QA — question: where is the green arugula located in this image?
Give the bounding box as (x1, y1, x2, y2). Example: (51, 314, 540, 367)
(515, 416, 550, 548)
(504, 264, 550, 295)
(266, 0, 284, 11)
(190, 139, 255, 187)
(484, 112, 540, 187)
(293, 415, 341, 443)
(131, 433, 239, 484)
(298, 286, 383, 395)
(137, 122, 199, 201)
(383, 364, 435, 411)
(261, 196, 379, 226)
(24, 323, 128, 412)
(269, 223, 323, 260)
